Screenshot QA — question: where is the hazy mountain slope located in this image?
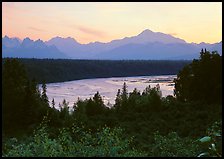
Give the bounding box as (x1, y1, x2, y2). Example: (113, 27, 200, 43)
(2, 36, 21, 48)
(94, 42, 200, 60)
(3, 29, 222, 60)
(2, 37, 67, 59)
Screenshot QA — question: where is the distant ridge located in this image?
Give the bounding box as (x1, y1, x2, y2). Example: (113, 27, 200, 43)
(2, 37, 67, 59)
(2, 29, 222, 59)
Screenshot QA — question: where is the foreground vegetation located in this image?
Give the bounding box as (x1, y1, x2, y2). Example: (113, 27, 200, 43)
(3, 118, 146, 157)
(2, 50, 222, 157)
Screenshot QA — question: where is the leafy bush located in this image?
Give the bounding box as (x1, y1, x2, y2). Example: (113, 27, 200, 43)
(3, 118, 146, 157)
(150, 131, 200, 157)
(3, 117, 63, 157)
(197, 120, 222, 157)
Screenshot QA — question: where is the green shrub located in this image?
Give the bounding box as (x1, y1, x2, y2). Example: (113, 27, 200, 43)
(197, 120, 222, 157)
(150, 131, 200, 157)
(3, 120, 146, 157)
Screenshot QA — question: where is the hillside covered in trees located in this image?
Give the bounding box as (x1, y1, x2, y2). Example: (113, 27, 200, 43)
(2, 58, 191, 83)
(2, 50, 222, 157)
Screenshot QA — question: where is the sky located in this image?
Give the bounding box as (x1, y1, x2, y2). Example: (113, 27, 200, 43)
(2, 2, 222, 44)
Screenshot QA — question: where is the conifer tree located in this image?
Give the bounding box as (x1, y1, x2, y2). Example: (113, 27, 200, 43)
(41, 82, 49, 104)
(121, 82, 128, 102)
(52, 98, 55, 109)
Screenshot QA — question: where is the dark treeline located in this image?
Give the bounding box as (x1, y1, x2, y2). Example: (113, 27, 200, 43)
(2, 50, 222, 157)
(2, 58, 191, 83)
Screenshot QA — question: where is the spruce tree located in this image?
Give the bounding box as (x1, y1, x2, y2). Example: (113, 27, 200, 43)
(52, 98, 55, 109)
(41, 82, 49, 104)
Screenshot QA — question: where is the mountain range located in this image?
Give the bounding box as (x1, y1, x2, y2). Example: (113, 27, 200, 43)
(2, 29, 222, 60)
(2, 36, 67, 59)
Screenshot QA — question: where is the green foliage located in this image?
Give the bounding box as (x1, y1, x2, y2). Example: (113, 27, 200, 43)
(147, 86, 162, 111)
(71, 81, 221, 157)
(121, 82, 128, 102)
(113, 83, 163, 113)
(3, 59, 28, 132)
(59, 99, 70, 117)
(2, 58, 51, 136)
(3, 117, 63, 157)
(41, 82, 49, 104)
(174, 50, 222, 104)
(198, 120, 222, 157)
(3, 73, 221, 157)
(51, 98, 55, 108)
(199, 136, 211, 143)
(74, 92, 108, 118)
(114, 88, 122, 111)
(2, 51, 222, 157)
(70, 126, 146, 157)
(3, 119, 146, 157)
(150, 131, 200, 157)
(115, 82, 129, 111)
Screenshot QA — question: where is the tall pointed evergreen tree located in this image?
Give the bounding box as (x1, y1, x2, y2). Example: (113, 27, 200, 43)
(114, 89, 122, 111)
(52, 98, 55, 109)
(41, 82, 49, 105)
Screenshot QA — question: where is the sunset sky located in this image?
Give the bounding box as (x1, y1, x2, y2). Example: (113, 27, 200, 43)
(2, 2, 222, 44)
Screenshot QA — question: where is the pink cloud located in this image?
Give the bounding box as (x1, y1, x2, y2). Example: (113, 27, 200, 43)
(77, 25, 106, 38)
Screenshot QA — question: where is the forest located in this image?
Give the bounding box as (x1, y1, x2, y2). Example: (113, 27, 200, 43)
(2, 50, 222, 157)
(2, 58, 191, 83)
